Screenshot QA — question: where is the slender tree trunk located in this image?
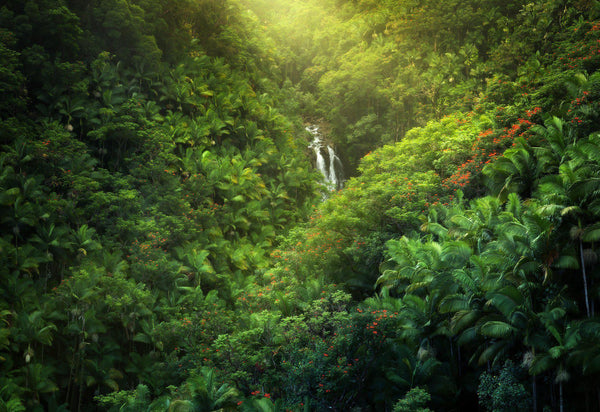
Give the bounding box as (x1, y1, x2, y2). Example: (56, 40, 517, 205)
(533, 375, 537, 412)
(559, 381, 564, 412)
(78, 355, 85, 412)
(580, 238, 591, 318)
(458, 344, 462, 377)
(592, 277, 595, 317)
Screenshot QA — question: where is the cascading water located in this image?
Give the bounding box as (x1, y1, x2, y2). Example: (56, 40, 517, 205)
(327, 145, 342, 188)
(307, 125, 344, 191)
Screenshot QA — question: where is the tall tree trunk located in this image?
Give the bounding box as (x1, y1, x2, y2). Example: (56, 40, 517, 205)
(559, 381, 564, 412)
(591, 277, 595, 317)
(533, 375, 537, 412)
(580, 238, 591, 318)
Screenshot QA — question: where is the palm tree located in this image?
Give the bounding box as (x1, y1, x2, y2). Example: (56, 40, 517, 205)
(477, 284, 539, 367)
(70, 225, 102, 259)
(483, 138, 540, 199)
(537, 132, 600, 318)
(175, 244, 215, 287)
(531, 116, 572, 175)
(529, 306, 579, 412)
(445, 196, 503, 254)
(184, 367, 240, 411)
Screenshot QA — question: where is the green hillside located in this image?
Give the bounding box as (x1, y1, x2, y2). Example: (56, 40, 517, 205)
(2, 0, 600, 410)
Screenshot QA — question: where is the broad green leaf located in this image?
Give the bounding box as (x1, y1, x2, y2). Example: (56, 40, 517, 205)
(479, 321, 516, 338)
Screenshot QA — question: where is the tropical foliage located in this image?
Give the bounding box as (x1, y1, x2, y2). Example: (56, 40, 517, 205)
(3, 0, 600, 411)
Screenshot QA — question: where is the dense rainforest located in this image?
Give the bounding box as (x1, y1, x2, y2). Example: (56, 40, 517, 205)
(3, 0, 600, 410)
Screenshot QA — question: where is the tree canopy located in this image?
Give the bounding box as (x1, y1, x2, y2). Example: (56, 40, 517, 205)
(3, 0, 600, 411)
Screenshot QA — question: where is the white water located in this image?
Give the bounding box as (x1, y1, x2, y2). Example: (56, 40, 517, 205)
(327, 145, 340, 188)
(307, 126, 343, 191)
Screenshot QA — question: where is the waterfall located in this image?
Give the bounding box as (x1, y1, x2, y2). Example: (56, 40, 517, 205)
(315, 145, 327, 179)
(327, 145, 339, 188)
(307, 126, 344, 191)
